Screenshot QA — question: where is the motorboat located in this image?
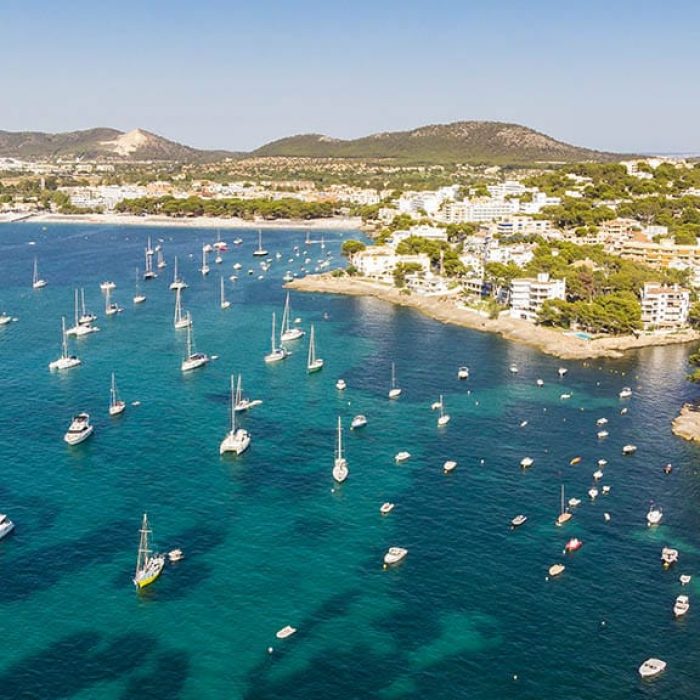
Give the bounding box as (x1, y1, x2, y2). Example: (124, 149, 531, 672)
(64, 413, 94, 445)
(509, 364, 518, 374)
(596, 418, 608, 426)
(602, 485, 611, 495)
(536, 378, 544, 387)
(673, 595, 689, 617)
(564, 537, 582, 553)
(133, 513, 165, 589)
(568, 498, 582, 508)
(638, 658, 666, 679)
(100, 281, 116, 291)
(603, 512, 611, 522)
(233, 262, 243, 271)
(560, 393, 571, 400)
(619, 387, 632, 399)
(520, 420, 528, 428)
(622, 444, 637, 455)
(181, 319, 210, 372)
(558, 367, 568, 377)
(168, 549, 184, 562)
(680, 574, 692, 586)
(588, 487, 599, 500)
(388, 362, 401, 399)
(443, 460, 457, 473)
(276, 626, 297, 639)
(394, 451, 411, 463)
(548, 563, 565, 577)
(647, 506, 663, 526)
(0, 513, 15, 540)
(570, 456, 582, 465)
(215, 254, 223, 265)
(0, 313, 12, 326)
(350, 415, 367, 430)
(597, 430, 609, 439)
(380, 502, 395, 515)
(661, 547, 679, 568)
(593, 469, 603, 480)
(220, 376, 251, 455)
(620, 407, 628, 415)
(332, 417, 348, 483)
(109, 373, 126, 417)
(663, 463, 673, 474)
(457, 366, 469, 380)
(511, 514, 527, 528)
(202, 243, 214, 254)
(335, 379, 347, 391)
(520, 457, 534, 469)
(49, 317, 81, 371)
(283, 271, 294, 282)
(383, 547, 408, 566)
(234, 237, 243, 246)
(598, 459, 607, 467)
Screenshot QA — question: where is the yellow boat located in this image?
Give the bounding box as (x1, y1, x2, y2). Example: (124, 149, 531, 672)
(133, 513, 165, 589)
(569, 456, 582, 465)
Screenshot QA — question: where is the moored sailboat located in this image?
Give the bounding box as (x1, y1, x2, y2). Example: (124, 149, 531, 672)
(181, 316, 210, 372)
(133, 513, 165, 589)
(32, 257, 47, 289)
(173, 287, 191, 329)
(307, 324, 324, 373)
(333, 416, 348, 483)
(264, 312, 289, 363)
(253, 230, 268, 256)
(280, 292, 304, 341)
(109, 372, 126, 416)
(220, 375, 251, 455)
(556, 484, 572, 526)
(388, 362, 402, 399)
(220, 277, 230, 309)
(49, 317, 81, 371)
(169, 256, 188, 291)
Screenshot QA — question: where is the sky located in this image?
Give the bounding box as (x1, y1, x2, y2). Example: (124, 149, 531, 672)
(2, 0, 699, 153)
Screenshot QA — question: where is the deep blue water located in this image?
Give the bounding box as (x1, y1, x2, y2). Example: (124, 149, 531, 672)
(0, 222, 699, 699)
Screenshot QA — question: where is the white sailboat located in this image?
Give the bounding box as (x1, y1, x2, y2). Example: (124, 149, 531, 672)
(145, 236, 155, 256)
(109, 372, 126, 416)
(133, 513, 165, 589)
(49, 317, 81, 370)
(0, 312, 12, 326)
(104, 287, 122, 316)
(307, 324, 324, 372)
(219, 375, 251, 455)
(181, 315, 210, 372)
(333, 416, 348, 483)
(32, 257, 47, 289)
(143, 246, 157, 280)
(264, 312, 288, 363)
(200, 247, 210, 276)
(556, 484, 572, 526)
(157, 248, 166, 269)
(437, 395, 450, 426)
(220, 277, 230, 309)
(67, 289, 100, 336)
(78, 288, 97, 325)
(133, 268, 147, 304)
(233, 374, 261, 412)
(173, 287, 191, 329)
(280, 292, 304, 341)
(388, 362, 402, 399)
(253, 230, 268, 256)
(169, 256, 188, 290)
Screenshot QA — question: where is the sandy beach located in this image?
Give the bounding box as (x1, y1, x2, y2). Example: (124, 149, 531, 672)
(12, 212, 364, 231)
(288, 274, 700, 360)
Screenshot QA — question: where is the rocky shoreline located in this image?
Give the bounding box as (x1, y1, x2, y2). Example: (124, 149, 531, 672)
(671, 404, 700, 442)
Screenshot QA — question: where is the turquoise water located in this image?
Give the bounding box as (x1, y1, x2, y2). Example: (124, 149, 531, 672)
(1, 223, 700, 699)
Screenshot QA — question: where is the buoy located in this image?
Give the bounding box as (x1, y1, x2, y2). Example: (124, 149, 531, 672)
(268, 647, 274, 654)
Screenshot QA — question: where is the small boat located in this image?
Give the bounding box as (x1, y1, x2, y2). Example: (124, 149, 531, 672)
(596, 417, 608, 426)
(548, 563, 565, 577)
(536, 378, 544, 387)
(234, 237, 243, 246)
(181, 318, 210, 372)
(556, 485, 572, 525)
(233, 374, 261, 413)
(306, 324, 324, 373)
(558, 367, 568, 377)
(335, 379, 347, 391)
(233, 262, 242, 271)
(145, 236, 155, 256)
(0, 513, 15, 541)
(661, 547, 678, 567)
(620, 407, 628, 415)
(443, 460, 457, 473)
(350, 415, 367, 430)
(603, 512, 611, 521)
(388, 362, 402, 399)
(568, 498, 582, 508)
(100, 281, 116, 292)
(200, 247, 210, 276)
(213, 232, 228, 251)
(673, 595, 689, 617)
(49, 317, 81, 371)
(570, 456, 582, 466)
(380, 502, 395, 515)
(597, 430, 608, 439)
(619, 387, 632, 399)
(253, 230, 268, 257)
(276, 625, 297, 640)
(457, 366, 469, 380)
(663, 463, 673, 474)
(104, 287, 122, 316)
(283, 271, 294, 283)
(588, 487, 599, 500)
(564, 537, 582, 553)
(133, 513, 165, 589)
(602, 485, 611, 495)
(509, 364, 518, 374)
(437, 395, 450, 426)
(511, 514, 527, 528)
(220, 277, 231, 310)
(169, 257, 188, 290)
(647, 506, 663, 526)
(520, 457, 534, 469)
(109, 372, 126, 417)
(215, 254, 223, 265)
(431, 399, 443, 411)
(133, 267, 147, 304)
(0, 313, 12, 326)
(168, 549, 183, 562)
(202, 243, 214, 254)
(332, 417, 348, 483)
(638, 658, 666, 679)
(32, 257, 47, 289)
(64, 412, 94, 445)
(560, 393, 571, 400)
(220, 375, 251, 455)
(622, 444, 637, 455)
(264, 313, 289, 364)
(383, 547, 408, 566)
(394, 451, 411, 463)
(520, 420, 528, 428)
(280, 292, 304, 342)
(593, 469, 603, 480)
(680, 574, 692, 586)
(598, 459, 607, 467)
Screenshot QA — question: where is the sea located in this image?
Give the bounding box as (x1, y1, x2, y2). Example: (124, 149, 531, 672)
(0, 222, 699, 700)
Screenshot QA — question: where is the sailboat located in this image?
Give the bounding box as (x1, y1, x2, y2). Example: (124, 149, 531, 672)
(78, 288, 97, 325)
(157, 248, 166, 269)
(556, 484, 572, 526)
(219, 375, 251, 455)
(133, 513, 165, 589)
(133, 268, 147, 304)
(49, 317, 81, 370)
(173, 287, 191, 329)
(32, 257, 47, 289)
(145, 236, 155, 256)
(280, 292, 304, 342)
(437, 395, 450, 426)
(109, 372, 126, 416)
(332, 416, 348, 483)
(213, 230, 228, 251)
(143, 246, 157, 280)
(220, 277, 230, 309)
(200, 247, 210, 276)
(104, 287, 122, 315)
(181, 315, 210, 372)
(67, 289, 99, 336)
(388, 362, 402, 399)
(169, 256, 187, 290)
(233, 374, 262, 413)
(307, 324, 324, 373)
(264, 312, 289, 363)
(253, 230, 268, 256)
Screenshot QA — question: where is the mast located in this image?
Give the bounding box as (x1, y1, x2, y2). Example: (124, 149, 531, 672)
(61, 316, 68, 358)
(105, 287, 111, 313)
(281, 293, 291, 335)
(560, 484, 565, 516)
(220, 276, 225, 305)
(33, 257, 38, 285)
(235, 374, 242, 406)
(174, 287, 183, 325)
(110, 373, 118, 408)
(173, 256, 179, 285)
(439, 394, 444, 419)
(391, 362, 396, 389)
(186, 315, 193, 357)
(336, 416, 343, 461)
(270, 313, 276, 352)
(258, 230, 262, 251)
(136, 513, 151, 576)
(230, 375, 236, 433)
(74, 289, 80, 326)
(144, 247, 150, 275)
(308, 324, 315, 366)
(80, 288, 87, 317)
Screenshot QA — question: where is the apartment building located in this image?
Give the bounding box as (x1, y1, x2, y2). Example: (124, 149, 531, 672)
(640, 283, 690, 329)
(509, 272, 566, 321)
(351, 247, 430, 283)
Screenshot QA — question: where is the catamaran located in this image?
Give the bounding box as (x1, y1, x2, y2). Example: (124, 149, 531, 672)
(67, 289, 99, 336)
(32, 257, 47, 289)
(333, 416, 348, 483)
(307, 324, 324, 373)
(200, 247, 210, 276)
(104, 287, 122, 316)
(133, 268, 147, 304)
(280, 292, 304, 342)
(109, 372, 126, 416)
(170, 256, 188, 290)
(264, 313, 289, 363)
(219, 375, 251, 455)
(437, 395, 450, 426)
(388, 362, 402, 399)
(181, 316, 210, 372)
(173, 287, 191, 329)
(253, 230, 268, 256)
(220, 277, 230, 309)
(49, 317, 81, 371)
(133, 513, 165, 589)
(143, 246, 157, 280)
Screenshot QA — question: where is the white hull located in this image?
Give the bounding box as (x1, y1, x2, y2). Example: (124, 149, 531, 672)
(49, 356, 81, 371)
(174, 318, 191, 330)
(265, 350, 287, 364)
(333, 458, 348, 483)
(219, 429, 251, 455)
(64, 424, 94, 445)
(133, 295, 147, 304)
(109, 401, 126, 417)
(169, 281, 187, 291)
(281, 328, 305, 342)
(181, 354, 210, 372)
(384, 547, 408, 566)
(0, 520, 15, 540)
(307, 359, 324, 373)
(67, 324, 99, 337)
(388, 388, 402, 399)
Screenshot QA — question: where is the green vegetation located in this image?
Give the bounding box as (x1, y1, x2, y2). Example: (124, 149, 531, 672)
(395, 236, 466, 277)
(341, 239, 366, 257)
(393, 262, 425, 288)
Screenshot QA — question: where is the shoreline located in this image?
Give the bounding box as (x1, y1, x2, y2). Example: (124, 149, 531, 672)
(3, 212, 364, 231)
(287, 274, 700, 360)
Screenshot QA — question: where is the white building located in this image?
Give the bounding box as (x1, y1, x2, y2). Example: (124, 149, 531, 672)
(405, 271, 452, 296)
(496, 216, 555, 237)
(509, 272, 566, 321)
(440, 199, 518, 224)
(397, 186, 458, 216)
(388, 225, 448, 247)
(351, 246, 430, 283)
(640, 283, 690, 329)
(519, 192, 561, 214)
(487, 180, 527, 199)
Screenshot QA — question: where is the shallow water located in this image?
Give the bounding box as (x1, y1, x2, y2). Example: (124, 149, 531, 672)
(0, 222, 699, 699)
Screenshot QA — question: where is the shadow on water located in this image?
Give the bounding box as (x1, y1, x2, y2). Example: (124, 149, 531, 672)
(120, 649, 189, 700)
(0, 519, 131, 604)
(0, 630, 158, 700)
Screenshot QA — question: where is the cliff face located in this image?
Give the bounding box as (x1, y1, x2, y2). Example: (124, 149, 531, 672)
(672, 403, 700, 442)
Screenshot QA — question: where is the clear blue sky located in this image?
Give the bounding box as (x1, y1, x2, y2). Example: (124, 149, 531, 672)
(2, 0, 698, 153)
